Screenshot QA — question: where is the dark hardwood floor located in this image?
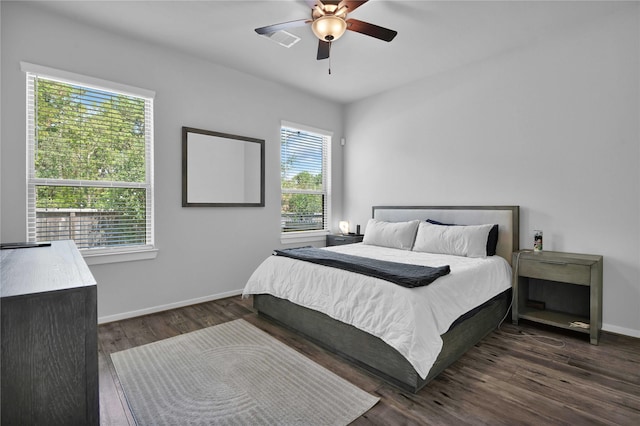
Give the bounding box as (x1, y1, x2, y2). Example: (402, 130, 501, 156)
(99, 296, 640, 425)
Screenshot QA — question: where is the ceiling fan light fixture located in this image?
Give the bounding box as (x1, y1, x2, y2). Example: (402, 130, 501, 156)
(312, 15, 347, 41)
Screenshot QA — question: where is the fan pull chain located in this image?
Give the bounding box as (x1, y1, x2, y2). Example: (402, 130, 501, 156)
(328, 56, 331, 75)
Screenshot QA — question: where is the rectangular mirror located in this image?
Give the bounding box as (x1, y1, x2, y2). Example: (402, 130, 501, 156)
(182, 127, 265, 207)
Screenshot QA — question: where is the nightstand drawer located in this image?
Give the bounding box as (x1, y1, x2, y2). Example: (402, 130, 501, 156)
(519, 258, 590, 286)
(326, 234, 364, 246)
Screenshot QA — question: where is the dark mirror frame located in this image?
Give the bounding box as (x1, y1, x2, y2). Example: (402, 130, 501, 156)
(182, 127, 265, 207)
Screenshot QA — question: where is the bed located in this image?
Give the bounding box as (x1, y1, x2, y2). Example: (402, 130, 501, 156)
(243, 206, 519, 392)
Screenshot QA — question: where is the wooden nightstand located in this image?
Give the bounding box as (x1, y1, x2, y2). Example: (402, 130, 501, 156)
(326, 234, 364, 247)
(512, 250, 603, 344)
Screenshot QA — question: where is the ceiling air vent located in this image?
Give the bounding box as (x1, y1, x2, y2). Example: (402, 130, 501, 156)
(262, 30, 301, 48)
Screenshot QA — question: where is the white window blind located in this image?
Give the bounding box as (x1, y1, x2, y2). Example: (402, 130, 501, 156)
(25, 64, 154, 253)
(280, 123, 331, 234)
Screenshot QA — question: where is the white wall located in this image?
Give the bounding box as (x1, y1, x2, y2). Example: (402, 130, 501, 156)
(344, 4, 640, 337)
(3, 2, 638, 338)
(0, 2, 344, 321)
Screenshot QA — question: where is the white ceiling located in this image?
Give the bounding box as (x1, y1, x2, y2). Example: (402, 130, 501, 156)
(33, 0, 622, 104)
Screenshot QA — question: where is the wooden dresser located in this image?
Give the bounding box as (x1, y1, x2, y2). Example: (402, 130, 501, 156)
(1, 240, 99, 425)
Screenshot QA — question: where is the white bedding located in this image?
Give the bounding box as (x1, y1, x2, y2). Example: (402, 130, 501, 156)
(242, 243, 512, 379)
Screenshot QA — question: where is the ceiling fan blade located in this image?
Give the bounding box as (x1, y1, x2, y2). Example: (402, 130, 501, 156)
(346, 18, 397, 42)
(317, 40, 331, 60)
(255, 19, 310, 35)
(338, 1, 368, 13)
(305, 0, 328, 8)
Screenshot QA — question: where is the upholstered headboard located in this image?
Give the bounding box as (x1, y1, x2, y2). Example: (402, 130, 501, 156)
(372, 206, 520, 264)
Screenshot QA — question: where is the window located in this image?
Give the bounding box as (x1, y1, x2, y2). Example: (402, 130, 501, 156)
(23, 62, 155, 262)
(280, 122, 331, 238)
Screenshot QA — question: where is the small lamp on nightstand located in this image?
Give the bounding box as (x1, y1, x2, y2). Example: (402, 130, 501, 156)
(339, 220, 349, 235)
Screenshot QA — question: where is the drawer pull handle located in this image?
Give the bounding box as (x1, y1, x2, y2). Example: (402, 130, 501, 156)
(539, 260, 568, 265)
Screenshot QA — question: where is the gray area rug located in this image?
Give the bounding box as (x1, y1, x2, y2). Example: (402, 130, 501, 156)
(111, 319, 379, 425)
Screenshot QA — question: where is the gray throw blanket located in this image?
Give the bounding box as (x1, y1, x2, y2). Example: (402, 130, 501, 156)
(273, 246, 450, 288)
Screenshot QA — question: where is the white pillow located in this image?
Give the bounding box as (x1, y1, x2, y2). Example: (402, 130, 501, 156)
(412, 222, 493, 258)
(362, 219, 420, 251)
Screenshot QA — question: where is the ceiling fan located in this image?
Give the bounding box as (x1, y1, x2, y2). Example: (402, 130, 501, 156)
(255, 0, 398, 61)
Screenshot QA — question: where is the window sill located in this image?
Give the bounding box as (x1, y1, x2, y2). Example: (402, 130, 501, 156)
(82, 247, 158, 265)
(280, 230, 328, 245)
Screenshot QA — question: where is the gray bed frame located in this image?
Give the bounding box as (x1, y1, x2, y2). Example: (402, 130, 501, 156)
(254, 206, 520, 393)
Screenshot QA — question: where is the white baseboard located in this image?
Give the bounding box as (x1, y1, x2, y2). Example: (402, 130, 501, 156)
(98, 289, 244, 324)
(602, 323, 640, 339)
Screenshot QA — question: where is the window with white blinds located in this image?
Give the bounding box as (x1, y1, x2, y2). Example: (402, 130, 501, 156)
(24, 63, 154, 254)
(280, 122, 331, 234)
